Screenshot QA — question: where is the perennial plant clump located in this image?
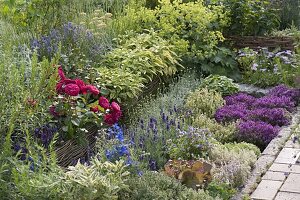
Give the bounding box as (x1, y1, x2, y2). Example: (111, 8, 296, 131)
(50, 66, 122, 140)
(237, 121, 279, 148)
(216, 84, 300, 147)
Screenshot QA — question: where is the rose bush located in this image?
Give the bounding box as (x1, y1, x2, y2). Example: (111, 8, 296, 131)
(50, 66, 122, 140)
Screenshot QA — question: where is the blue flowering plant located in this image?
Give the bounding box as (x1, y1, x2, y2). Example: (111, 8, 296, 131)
(237, 47, 300, 87)
(31, 22, 111, 80)
(126, 106, 189, 170)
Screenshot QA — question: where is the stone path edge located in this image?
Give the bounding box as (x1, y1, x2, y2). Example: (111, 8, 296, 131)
(232, 107, 300, 200)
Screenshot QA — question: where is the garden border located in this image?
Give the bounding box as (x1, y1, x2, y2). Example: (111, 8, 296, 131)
(232, 107, 300, 200)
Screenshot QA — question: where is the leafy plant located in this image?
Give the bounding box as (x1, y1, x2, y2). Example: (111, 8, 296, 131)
(167, 127, 213, 160)
(221, 0, 280, 36)
(120, 171, 218, 200)
(191, 114, 236, 143)
(185, 87, 225, 118)
(101, 30, 182, 82)
(237, 47, 300, 88)
(96, 67, 145, 102)
(0, 0, 94, 33)
(199, 47, 240, 79)
(207, 181, 236, 200)
(198, 75, 240, 96)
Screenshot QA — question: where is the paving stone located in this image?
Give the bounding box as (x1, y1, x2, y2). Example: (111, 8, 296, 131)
(275, 192, 300, 200)
(280, 173, 300, 193)
(262, 171, 287, 181)
(285, 135, 300, 149)
(269, 163, 300, 174)
(274, 148, 300, 164)
(251, 180, 283, 200)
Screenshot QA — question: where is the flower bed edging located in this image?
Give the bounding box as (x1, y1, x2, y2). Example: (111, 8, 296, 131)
(232, 107, 300, 200)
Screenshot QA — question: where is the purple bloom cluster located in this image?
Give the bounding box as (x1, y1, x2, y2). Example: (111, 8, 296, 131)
(31, 22, 109, 61)
(215, 84, 300, 148)
(225, 93, 256, 107)
(215, 104, 249, 123)
(246, 108, 290, 126)
(252, 96, 295, 112)
(34, 123, 58, 147)
(268, 84, 300, 103)
(237, 121, 279, 147)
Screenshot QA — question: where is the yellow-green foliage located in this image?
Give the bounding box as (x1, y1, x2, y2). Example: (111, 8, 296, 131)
(185, 88, 225, 118)
(96, 67, 145, 102)
(192, 114, 236, 143)
(102, 30, 182, 79)
(112, 0, 229, 61)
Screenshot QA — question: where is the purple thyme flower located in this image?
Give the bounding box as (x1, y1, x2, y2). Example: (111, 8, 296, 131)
(246, 108, 290, 126)
(268, 85, 300, 103)
(237, 120, 279, 147)
(215, 104, 249, 123)
(225, 93, 256, 107)
(253, 96, 295, 112)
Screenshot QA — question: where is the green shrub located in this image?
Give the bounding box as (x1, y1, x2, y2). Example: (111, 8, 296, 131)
(120, 171, 219, 200)
(167, 127, 213, 160)
(185, 87, 224, 118)
(0, 0, 95, 33)
(221, 0, 280, 36)
(210, 142, 260, 187)
(101, 30, 182, 82)
(0, 21, 58, 142)
(200, 47, 241, 80)
(198, 75, 239, 96)
(113, 0, 229, 72)
(192, 114, 236, 143)
(11, 156, 129, 200)
(207, 181, 236, 200)
(96, 67, 145, 102)
(127, 72, 201, 125)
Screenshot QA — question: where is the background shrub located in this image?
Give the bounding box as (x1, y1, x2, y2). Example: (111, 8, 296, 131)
(192, 114, 236, 143)
(185, 87, 224, 118)
(198, 75, 240, 96)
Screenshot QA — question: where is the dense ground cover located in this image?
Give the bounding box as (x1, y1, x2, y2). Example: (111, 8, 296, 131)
(1, 0, 300, 199)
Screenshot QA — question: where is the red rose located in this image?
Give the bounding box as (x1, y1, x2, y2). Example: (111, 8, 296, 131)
(58, 66, 66, 80)
(75, 79, 85, 89)
(90, 106, 99, 113)
(111, 102, 121, 112)
(104, 114, 116, 125)
(112, 110, 122, 121)
(64, 84, 80, 96)
(99, 96, 110, 109)
(81, 85, 99, 96)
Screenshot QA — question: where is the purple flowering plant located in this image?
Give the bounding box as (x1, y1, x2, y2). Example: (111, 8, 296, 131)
(216, 84, 299, 148)
(237, 120, 279, 148)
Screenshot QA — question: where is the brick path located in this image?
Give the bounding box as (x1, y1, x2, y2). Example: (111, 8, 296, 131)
(251, 132, 300, 200)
